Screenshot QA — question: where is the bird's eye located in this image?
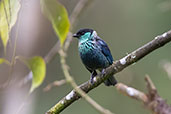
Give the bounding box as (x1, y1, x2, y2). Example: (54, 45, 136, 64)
(81, 32, 85, 35)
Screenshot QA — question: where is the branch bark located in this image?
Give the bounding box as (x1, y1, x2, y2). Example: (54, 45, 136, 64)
(46, 30, 171, 114)
(116, 75, 171, 114)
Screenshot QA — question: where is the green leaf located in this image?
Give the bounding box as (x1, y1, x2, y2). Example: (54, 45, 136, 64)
(20, 56, 46, 93)
(0, 58, 6, 64)
(40, 0, 70, 46)
(0, 58, 10, 65)
(28, 56, 46, 93)
(0, 0, 21, 50)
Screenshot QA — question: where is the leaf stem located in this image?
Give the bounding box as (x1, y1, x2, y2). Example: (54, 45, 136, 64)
(2, 0, 10, 31)
(8, 0, 22, 79)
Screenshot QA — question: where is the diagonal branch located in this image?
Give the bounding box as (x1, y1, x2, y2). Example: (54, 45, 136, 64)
(46, 30, 171, 114)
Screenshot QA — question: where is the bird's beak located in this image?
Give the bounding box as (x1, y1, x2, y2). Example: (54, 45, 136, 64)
(73, 34, 78, 38)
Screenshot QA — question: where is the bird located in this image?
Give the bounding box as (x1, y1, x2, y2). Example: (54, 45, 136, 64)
(73, 28, 117, 86)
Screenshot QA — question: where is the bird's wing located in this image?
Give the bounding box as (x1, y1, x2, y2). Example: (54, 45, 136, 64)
(95, 36, 114, 65)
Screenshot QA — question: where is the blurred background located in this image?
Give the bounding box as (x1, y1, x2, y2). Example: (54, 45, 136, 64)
(0, 0, 171, 114)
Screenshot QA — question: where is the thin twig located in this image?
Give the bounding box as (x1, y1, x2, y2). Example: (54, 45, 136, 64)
(116, 83, 148, 103)
(46, 30, 171, 113)
(69, 0, 91, 27)
(64, 0, 93, 51)
(145, 75, 157, 95)
(43, 79, 66, 92)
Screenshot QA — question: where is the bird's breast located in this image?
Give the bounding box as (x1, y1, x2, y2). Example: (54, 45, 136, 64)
(79, 42, 109, 70)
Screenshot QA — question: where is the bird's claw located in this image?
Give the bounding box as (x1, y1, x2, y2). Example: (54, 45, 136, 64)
(90, 75, 95, 84)
(89, 70, 97, 84)
(90, 78, 94, 84)
(101, 69, 106, 76)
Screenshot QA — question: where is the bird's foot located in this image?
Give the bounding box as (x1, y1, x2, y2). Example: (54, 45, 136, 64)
(89, 71, 97, 84)
(101, 69, 106, 76)
(90, 75, 95, 84)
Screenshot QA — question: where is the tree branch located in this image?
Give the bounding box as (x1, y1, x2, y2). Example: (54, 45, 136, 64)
(43, 79, 66, 92)
(116, 75, 171, 114)
(116, 83, 148, 103)
(46, 30, 171, 113)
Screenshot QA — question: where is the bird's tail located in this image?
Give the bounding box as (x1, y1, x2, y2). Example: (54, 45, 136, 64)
(104, 75, 117, 86)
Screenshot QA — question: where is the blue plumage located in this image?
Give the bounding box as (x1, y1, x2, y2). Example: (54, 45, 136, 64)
(73, 28, 117, 86)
